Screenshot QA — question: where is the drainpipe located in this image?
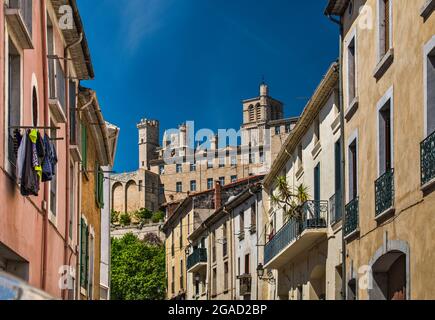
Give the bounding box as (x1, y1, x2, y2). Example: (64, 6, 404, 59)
(40, 0, 49, 292)
(327, 14, 346, 301)
(62, 31, 84, 300)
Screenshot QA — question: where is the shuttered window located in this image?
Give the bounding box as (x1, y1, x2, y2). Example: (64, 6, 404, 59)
(80, 218, 89, 289)
(384, 0, 390, 53)
(81, 123, 87, 171)
(95, 163, 104, 208)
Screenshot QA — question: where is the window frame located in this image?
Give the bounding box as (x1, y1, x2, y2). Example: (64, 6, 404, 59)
(347, 131, 359, 203)
(424, 36, 435, 138)
(376, 86, 394, 177)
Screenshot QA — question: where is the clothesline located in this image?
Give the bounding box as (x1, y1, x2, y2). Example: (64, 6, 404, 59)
(9, 126, 64, 141)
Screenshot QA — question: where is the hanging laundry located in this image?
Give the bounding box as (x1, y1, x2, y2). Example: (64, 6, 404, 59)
(16, 131, 26, 185)
(42, 134, 58, 182)
(13, 129, 22, 157)
(20, 130, 40, 197)
(29, 129, 45, 181)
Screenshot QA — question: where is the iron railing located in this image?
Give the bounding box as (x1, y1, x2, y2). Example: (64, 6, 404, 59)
(264, 200, 328, 264)
(330, 192, 343, 225)
(187, 248, 207, 271)
(344, 197, 359, 237)
(421, 131, 435, 186)
(375, 168, 395, 217)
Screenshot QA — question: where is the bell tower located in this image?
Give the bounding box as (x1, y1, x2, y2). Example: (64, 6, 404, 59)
(137, 119, 160, 170)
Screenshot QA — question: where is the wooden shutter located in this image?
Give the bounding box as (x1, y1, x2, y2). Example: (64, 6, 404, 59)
(69, 81, 77, 145)
(81, 123, 87, 171)
(80, 218, 86, 288)
(85, 225, 89, 289)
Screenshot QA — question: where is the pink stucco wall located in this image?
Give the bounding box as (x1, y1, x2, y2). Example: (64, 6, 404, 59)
(0, 0, 78, 299)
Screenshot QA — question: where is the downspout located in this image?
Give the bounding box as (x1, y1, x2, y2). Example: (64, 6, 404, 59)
(40, 0, 49, 291)
(62, 32, 84, 300)
(327, 14, 346, 301)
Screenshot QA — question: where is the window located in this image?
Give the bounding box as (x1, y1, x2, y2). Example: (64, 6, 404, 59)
(314, 117, 320, 143)
(50, 123, 58, 216)
(377, 90, 393, 175)
(298, 144, 303, 168)
(231, 155, 237, 167)
(377, 0, 392, 59)
(251, 204, 256, 228)
(179, 222, 183, 249)
(138, 180, 143, 192)
(10, 0, 33, 36)
(212, 231, 216, 263)
(207, 159, 213, 169)
(176, 182, 183, 193)
(240, 212, 245, 237)
(231, 175, 238, 183)
(224, 262, 229, 292)
(190, 162, 196, 172)
(171, 233, 175, 257)
(314, 163, 321, 202)
(219, 157, 225, 168)
(32, 87, 38, 127)
(285, 123, 292, 134)
(222, 223, 228, 257)
(171, 266, 175, 294)
(245, 254, 250, 274)
(7, 38, 21, 170)
(212, 268, 217, 297)
(275, 126, 281, 135)
(425, 38, 435, 136)
(69, 81, 77, 145)
(256, 104, 261, 120)
(259, 147, 265, 164)
(249, 105, 255, 122)
(81, 122, 88, 171)
(176, 164, 182, 173)
(347, 36, 357, 105)
(207, 178, 214, 190)
(249, 151, 254, 164)
(159, 184, 165, 196)
(159, 165, 165, 175)
(348, 138, 358, 201)
(95, 164, 104, 208)
(190, 180, 197, 192)
(69, 164, 75, 241)
(219, 177, 225, 186)
(180, 260, 184, 290)
(238, 257, 241, 276)
(80, 218, 89, 289)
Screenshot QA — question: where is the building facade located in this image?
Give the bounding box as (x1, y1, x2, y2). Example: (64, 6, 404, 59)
(111, 84, 298, 215)
(326, 0, 435, 300)
(0, 0, 94, 299)
(263, 63, 343, 300)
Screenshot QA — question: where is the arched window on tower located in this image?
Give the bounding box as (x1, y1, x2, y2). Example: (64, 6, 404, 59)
(249, 105, 255, 122)
(256, 104, 261, 121)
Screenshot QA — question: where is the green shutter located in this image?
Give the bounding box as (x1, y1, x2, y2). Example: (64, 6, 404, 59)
(81, 123, 87, 171)
(80, 218, 86, 288)
(85, 225, 89, 288)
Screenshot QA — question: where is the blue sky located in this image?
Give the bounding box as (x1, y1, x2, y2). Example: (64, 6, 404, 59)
(77, 0, 339, 173)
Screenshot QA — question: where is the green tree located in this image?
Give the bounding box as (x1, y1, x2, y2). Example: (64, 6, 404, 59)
(111, 233, 166, 300)
(119, 213, 131, 226)
(151, 211, 165, 223)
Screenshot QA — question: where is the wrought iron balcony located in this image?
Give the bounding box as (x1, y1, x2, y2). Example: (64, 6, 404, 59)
(330, 192, 343, 225)
(421, 131, 435, 187)
(375, 169, 395, 217)
(264, 200, 328, 267)
(344, 197, 359, 237)
(187, 248, 207, 272)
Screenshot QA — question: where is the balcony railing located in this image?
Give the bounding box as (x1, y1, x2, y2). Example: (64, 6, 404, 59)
(375, 169, 395, 217)
(344, 197, 359, 237)
(421, 131, 435, 186)
(264, 200, 328, 265)
(187, 248, 207, 271)
(330, 192, 343, 225)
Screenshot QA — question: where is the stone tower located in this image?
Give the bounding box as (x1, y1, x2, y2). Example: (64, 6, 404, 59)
(137, 119, 160, 170)
(242, 82, 284, 126)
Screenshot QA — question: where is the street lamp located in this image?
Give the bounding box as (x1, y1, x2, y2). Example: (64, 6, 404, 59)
(257, 263, 275, 284)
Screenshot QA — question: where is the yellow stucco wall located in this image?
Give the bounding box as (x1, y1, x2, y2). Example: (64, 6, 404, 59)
(342, 0, 435, 300)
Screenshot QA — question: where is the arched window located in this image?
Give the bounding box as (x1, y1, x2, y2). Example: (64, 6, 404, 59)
(32, 87, 38, 127)
(256, 104, 261, 120)
(249, 105, 255, 122)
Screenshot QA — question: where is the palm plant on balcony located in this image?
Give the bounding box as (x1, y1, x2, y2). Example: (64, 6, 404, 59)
(271, 176, 310, 223)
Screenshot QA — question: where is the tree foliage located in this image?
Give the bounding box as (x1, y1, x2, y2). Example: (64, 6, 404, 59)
(111, 233, 166, 300)
(271, 176, 310, 221)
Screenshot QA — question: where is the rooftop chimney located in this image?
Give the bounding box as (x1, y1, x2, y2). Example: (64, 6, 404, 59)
(214, 181, 222, 210)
